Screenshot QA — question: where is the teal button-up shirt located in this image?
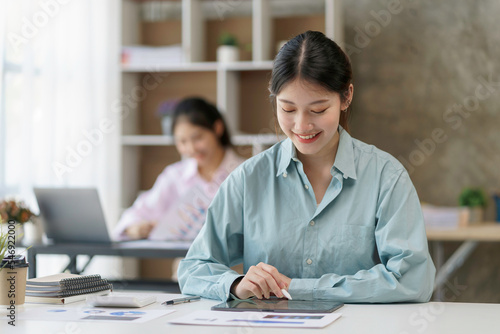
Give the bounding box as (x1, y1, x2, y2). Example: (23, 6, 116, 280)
(178, 127, 435, 302)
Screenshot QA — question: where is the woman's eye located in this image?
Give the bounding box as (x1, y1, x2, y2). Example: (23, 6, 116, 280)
(281, 108, 295, 113)
(312, 108, 327, 114)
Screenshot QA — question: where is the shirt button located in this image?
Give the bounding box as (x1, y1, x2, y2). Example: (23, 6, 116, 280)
(304, 184, 309, 190)
(283, 172, 287, 178)
(310, 221, 315, 226)
(306, 259, 313, 265)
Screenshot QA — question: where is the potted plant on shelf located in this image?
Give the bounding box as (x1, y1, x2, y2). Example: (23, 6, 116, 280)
(458, 188, 487, 224)
(217, 32, 239, 63)
(0, 199, 36, 245)
(156, 99, 180, 136)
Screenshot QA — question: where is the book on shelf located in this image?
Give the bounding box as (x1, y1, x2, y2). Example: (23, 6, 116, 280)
(25, 273, 113, 304)
(421, 203, 468, 229)
(121, 44, 183, 67)
(25, 289, 111, 305)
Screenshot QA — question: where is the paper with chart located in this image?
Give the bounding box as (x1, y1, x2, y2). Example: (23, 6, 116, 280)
(19, 307, 175, 323)
(169, 310, 342, 328)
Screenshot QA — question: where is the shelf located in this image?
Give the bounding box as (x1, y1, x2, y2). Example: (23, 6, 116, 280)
(122, 133, 281, 146)
(221, 61, 274, 71)
(122, 135, 174, 146)
(122, 62, 218, 72)
(121, 61, 273, 73)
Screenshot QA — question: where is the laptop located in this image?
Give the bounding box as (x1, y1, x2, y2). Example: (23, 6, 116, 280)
(34, 188, 115, 244)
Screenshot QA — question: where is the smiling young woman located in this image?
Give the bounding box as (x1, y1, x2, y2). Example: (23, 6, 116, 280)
(275, 79, 350, 204)
(178, 31, 435, 303)
(113, 97, 244, 241)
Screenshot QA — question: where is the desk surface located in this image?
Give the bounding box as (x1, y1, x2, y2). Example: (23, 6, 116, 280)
(2, 293, 499, 334)
(426, 222, 500, 241)
(26, 241, 192, 279)
(27, 240, 191, 258)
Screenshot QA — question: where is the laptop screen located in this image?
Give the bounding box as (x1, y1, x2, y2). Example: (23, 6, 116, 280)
(34, 188, 112, 243)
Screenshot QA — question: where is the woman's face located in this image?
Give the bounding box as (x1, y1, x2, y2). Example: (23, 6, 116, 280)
(173, 119, 223, 167)
(276, 79, 350, 160)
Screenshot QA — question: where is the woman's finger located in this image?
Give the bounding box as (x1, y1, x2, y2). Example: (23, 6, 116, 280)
(256, 263, 286, 296)
(234, 276, 263, 299)
(247, 265, 283, 298)
(247, 272, 273, 299)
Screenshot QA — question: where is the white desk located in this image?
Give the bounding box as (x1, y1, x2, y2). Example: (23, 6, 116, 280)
(2, 293, 499, 333)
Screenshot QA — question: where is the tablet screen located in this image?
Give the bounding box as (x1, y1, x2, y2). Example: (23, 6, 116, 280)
(211, 298, 343, 313)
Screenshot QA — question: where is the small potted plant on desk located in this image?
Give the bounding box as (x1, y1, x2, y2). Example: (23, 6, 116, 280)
(458, 187, 487, 225)
(217, 32, 239, 63)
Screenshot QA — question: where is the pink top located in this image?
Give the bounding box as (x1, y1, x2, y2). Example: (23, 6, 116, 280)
(113, 149, 244, 241)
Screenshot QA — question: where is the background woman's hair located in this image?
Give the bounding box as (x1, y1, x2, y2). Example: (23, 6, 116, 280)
(171, 97, 232, 147)
(269, 30, 353, 132)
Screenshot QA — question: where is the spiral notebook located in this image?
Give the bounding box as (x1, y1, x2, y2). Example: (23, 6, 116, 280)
(25, 273, 113, 304)
(25, 290, 111, 305)
(27, 273, 102, 286)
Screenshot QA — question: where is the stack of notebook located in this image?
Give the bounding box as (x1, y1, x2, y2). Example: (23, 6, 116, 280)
(25, 273, 113, 304)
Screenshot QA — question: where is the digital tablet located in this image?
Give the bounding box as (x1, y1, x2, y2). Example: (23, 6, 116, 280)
(211, 298, 343, 313)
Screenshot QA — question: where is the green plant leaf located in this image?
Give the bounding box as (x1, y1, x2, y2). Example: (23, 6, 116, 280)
(458, 188, 487, 207)
(219, 32, 238, 46)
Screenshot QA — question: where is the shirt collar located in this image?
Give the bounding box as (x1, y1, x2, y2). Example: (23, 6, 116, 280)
(276, 138, 296, 177)
(276, 125, 357, 180)
(333, 126, 357, 180)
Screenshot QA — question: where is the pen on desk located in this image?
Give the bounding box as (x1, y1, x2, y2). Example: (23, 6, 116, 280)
(162, 296, 201, 306)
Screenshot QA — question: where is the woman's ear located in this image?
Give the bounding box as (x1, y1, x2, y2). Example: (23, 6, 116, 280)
(341, 84, 354, 111)
(213, 119, 224, 137)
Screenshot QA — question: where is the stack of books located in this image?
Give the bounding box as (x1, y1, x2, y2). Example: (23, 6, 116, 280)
(25, 273, 113, 304)
(121, 45, 183, 67)
(421, 203, 468, 229)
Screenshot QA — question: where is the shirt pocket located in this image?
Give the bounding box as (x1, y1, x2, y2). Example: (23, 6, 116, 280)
(336, 224, 378, 275)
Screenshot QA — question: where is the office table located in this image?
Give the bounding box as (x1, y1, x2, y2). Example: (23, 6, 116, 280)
(2, 293, 499, 333)
(25, 224, 500, 300)
(426, 223, 500, 301)
(26, 240, 191, 279)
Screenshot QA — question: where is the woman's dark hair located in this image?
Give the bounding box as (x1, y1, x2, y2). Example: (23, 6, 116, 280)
(269, 30, 353, 132)
(171, 97, 232, 147)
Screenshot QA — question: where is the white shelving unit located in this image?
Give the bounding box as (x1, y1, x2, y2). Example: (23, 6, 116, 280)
(122, 60, 273, 73)
(122, 133, 281, 155)
(118, 0, 343, 209)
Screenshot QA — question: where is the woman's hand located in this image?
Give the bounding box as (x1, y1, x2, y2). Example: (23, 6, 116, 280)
(124, 221, 157, 240)
(231, 262, 292, 300)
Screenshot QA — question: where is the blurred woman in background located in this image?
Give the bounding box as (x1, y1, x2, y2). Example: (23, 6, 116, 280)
(113, 97, 244, 241)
